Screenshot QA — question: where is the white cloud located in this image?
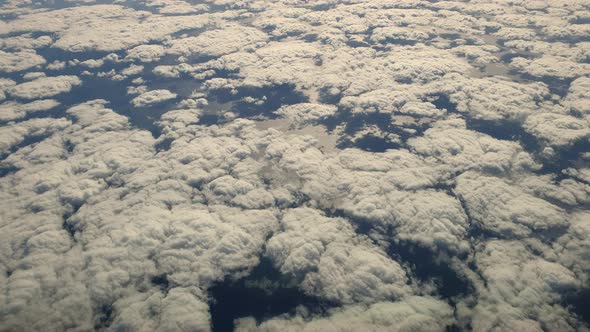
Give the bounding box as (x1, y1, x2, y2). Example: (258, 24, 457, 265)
(237, 296, 454, 332)
(426, 74, 551, 121)
(523, 112, 590, 148)
(0, 49, 45, 73)
(463, 240, 582, 332)
(0, 117, 71, 154)
(3, 5, 210, 52)
(131, 89, 177, 107)
(455, 172, 568, 239)
(126, 44, 167, 63)
(266, 208, 410, 304)
(274, 103, 337, 127)
(408, 118, 538, 174)
(1, 1, 590, 330)
(8, 75, 82, 100)
(510, 56, 590, 79)
(167, 24, 268, 57)
(563, 76, 590, 116)
(0, 99, 60, 121)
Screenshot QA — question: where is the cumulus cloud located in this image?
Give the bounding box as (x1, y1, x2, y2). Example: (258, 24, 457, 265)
(236, 296, 454, 332)
(167, 24, 268, 57)
(266, 208, 410, 304)
(455, 172, 568, 239)
(462, 240, 582, 331)
(523, 112, 590, 148)
(8, 75, 82, 100)
(0, 99, 60, 121)
(130, 89, 177, 107)
(1, 5, 210, 52)
(408, 118, 538, 174)
(274, 103, 337, 127)
(1, 0, 590, 331)
(0, 49, 45, 72)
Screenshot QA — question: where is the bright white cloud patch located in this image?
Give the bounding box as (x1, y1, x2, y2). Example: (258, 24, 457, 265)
(131, 89, 177, 107)
(8, 75, 81, 100)
(0, 49, 45, 73)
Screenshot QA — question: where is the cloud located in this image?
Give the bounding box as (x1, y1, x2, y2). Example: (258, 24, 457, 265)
(236, 296, 455, 332)
(426, 74, 551, 121)
(455, 171, 568, 239)
(274, 103, 337, 127)
(0, 49, 45, 73)
(523, 112, 590, 148)
(510, 56, 590, 79)
(563, 76, 590, 116)
(408, 118, 538, 174)
(126, 44, 167, 63)
(462, 240, 582, 332)
(8, 75, 82, 100)
(0, 117, 71, 154)
(3, 4, 210, 52)
(130, 89, 177, 107)
(1, 0, 590, 330)
(266, 208, 410, 304)
(0, 99, 60, 121)
(167, 24, 268, 57)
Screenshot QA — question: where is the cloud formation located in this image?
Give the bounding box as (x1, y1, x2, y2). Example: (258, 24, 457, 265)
(0, 0, 589, 331)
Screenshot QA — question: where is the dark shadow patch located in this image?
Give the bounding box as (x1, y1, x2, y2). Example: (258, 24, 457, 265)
(0, 165, 18, 177)
(538, 139, 590, 175)
(303, 34, 318, 42)
(155, 137, 174, 152)
(376, 38, 418, 46)
(563, 288, 590, 327)
(208, 257, 333, 332)
(94, 304, 114, 330)
(466, 118, 539, 151)
(151, 274, 170, 292)
(198, 113, 224, 126)
(430, 93, 458, 113)
(387, 241, 472, 301)
(0, 133, 51, 161)
(62, 219, 77, 240)
(337, 133, 400, 152)
(210, 84, 308, 119)
(500, 52, 535, 64)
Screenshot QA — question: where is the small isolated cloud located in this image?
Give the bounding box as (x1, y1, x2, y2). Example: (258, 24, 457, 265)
(131, 89, 177, 107)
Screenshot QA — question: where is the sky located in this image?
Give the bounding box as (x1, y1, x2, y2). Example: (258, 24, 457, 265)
(0, 0, 589, 331)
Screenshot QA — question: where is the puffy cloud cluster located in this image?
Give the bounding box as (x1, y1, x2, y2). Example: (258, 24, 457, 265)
(0, 5, 210, 52)
(455, 172, 568, 239)
(236, 296, 454, 332)
(0, 49, 45, 73)
(0, 99, 60, 121)
(8, 75, 82, 100)
(274, 103, 337, 127)
(131, 89, 178, 107)
(266, 208, 410, 304)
